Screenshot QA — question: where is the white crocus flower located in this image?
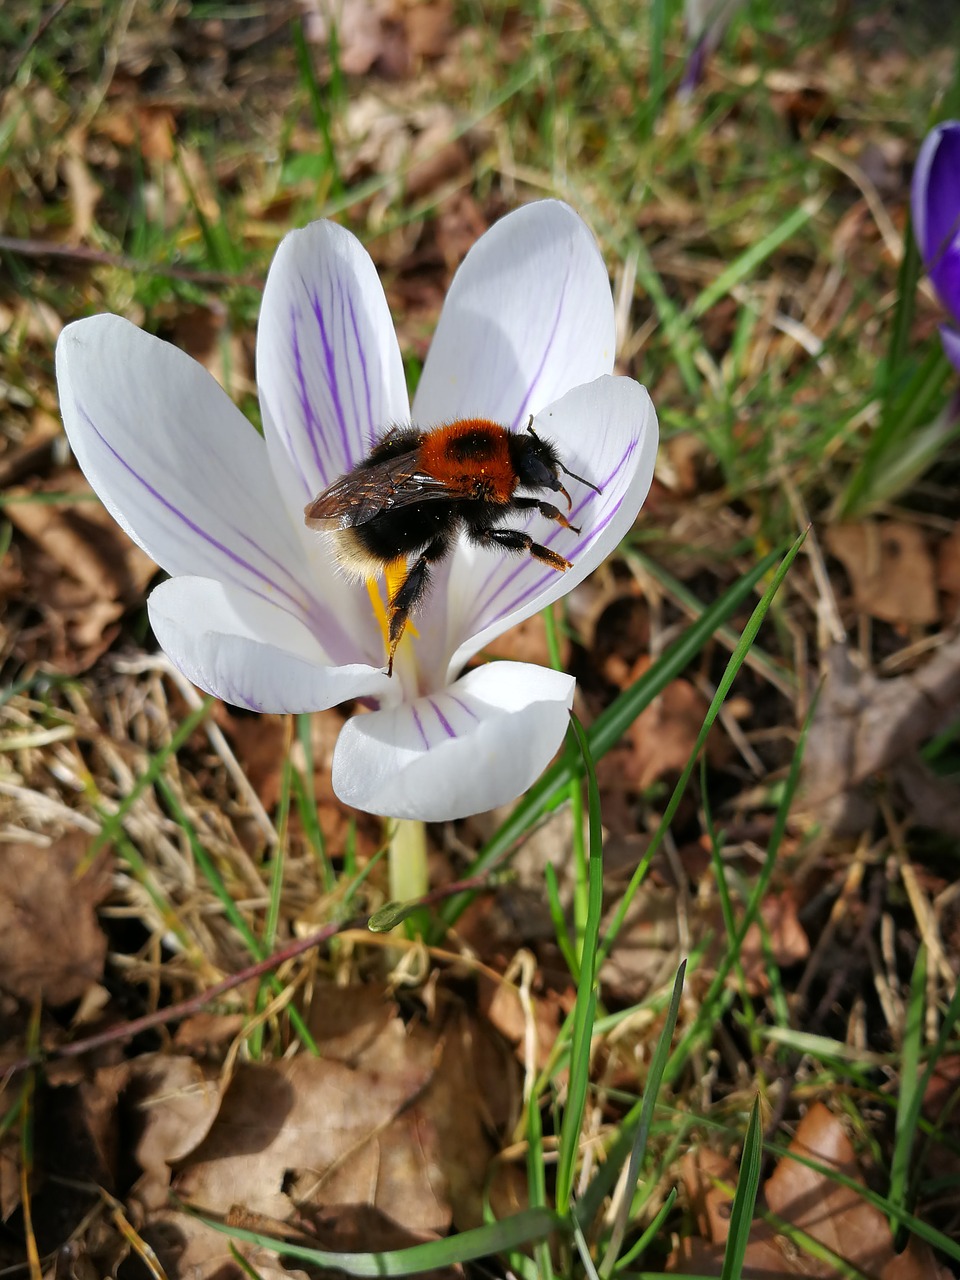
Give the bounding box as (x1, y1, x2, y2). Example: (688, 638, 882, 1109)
(56, 201, 658, 821)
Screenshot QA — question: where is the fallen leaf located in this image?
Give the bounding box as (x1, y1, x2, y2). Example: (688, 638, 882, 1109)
(625, 667, 729, 790)
(5, 471, 157, 671)
(401, 0, 453, 59)
(478, 974, 568, 1071)
(669, 1104, 951, 1277)
(800, 636, 960, 835)
(301, 0, 409, 77)
(827, 520, 939, 626)
(937, 524, 960, 619)
(600, 886, 683, 1002)
(125, 1054, 224, 1212)
(0, 834, 110, 1005)
(142, 1207, 308, 1280)
(61, 126, 102, 242)
(763, 1102, 949, 1279)
(739, 891, 809, 994)
(174, 1049, 436, 1224)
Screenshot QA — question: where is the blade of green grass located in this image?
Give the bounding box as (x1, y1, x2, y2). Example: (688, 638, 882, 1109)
(662, 655, 816, 1086)
(439, 545, 786, 928)
(555, 713, 606, 1213)
(526, 1091, 555, 1280)
(85, 695, 214, 862)
(155, 774, 318, 1056)
(292, 17, 343, 199)
(599, 531, 806, 967)
(719, 1095, 764, 1280)
(837, 343, 952, 517)
(612, 1187, 677, 1272)
(598, 961, 686, 1275)
(889, 943, 927, 1244)
(192, 1205, 564, 1275)
(687, 199, 820, 323)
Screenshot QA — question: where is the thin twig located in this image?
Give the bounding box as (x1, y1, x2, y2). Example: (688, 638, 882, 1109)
(1, 872, 494, 1076)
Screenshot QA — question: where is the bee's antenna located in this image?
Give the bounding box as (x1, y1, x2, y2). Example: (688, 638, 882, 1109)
(526, 413, 602, 495)
(559, 461, 602, 494)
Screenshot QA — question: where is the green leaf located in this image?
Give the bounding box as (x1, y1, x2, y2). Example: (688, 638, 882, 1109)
(440, 545, 786, 928)
(720, 1096, 764, 1280)
(192, 1206, 564, 1276)
(556, 713, 605, 1212)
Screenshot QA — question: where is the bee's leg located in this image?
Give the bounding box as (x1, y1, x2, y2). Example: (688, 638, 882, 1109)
(469, 525, 572, 572)
(506, 496, 583, 535)
(385, 536, 448, 675)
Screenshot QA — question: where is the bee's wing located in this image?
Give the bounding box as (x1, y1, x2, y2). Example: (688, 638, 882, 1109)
(304, 455, 454, 529)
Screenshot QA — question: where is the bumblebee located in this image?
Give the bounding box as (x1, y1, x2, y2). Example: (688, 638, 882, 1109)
(305, 416, 601, 674)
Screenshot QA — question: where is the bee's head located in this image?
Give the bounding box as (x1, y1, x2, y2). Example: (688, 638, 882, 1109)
(508, 420, 602, 509)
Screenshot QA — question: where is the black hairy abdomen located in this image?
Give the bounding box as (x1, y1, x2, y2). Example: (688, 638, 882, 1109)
(353, 497, 507, 562)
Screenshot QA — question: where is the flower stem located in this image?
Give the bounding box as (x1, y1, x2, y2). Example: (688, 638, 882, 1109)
(387, 817, 429, 907)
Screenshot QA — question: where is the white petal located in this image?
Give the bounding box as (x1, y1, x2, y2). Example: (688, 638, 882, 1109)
(257, 218, 410, 512)
(56, 315, 354, 643)
(331, 662, 574, 820)
(412, 201, 616, 429)
(444, 375, 657, 675)
(148, 577, 393, 713)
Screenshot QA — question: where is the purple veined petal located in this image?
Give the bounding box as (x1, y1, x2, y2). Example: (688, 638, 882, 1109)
(56, 315, 367, 658)
(679, 0, 743, 98)
(257, 218, 410, 515)
(331, 662, 575, 820)
(912, 121, 960, 323)
(411, 201, 616, 431)
(444, 375, 658, 677)
(148, 576, 395, 714)
(940, 323, 960, 372)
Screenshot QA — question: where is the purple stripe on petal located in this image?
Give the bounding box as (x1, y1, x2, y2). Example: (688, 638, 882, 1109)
(480, 496, 624, 629)
(80, 406, 321, 625)
(449, 695, 478, 722)
(471, 483, 601, 608)
(348, 292, 378, 450)
(339, 279, 362, 453)
(291, 307, 329, 486)
(467, 437, 638, 630)
(310, 284, 351, 467)
(235, 529, 321, 602)
(510, 262, 571, 432)
(411, 704, 429, 750)
(428, 698, 456, 739)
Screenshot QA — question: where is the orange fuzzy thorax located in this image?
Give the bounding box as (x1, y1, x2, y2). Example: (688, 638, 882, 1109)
(416, 418, 516, 504)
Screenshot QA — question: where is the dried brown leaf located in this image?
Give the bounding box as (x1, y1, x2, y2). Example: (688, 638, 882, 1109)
(827, 520, 939, 627)
(0, 834, 110, 1005)
(937, 524, 960, 619)
(763, 1102, 948, 1280)
(625, 669, 728, 789)
(126, 1054, 224, 1212)
(173, 1051, 435, 1222)
(671, 1111, 950, 1277)
(801, 635, 960, 834)
(5, 472, 156, 670)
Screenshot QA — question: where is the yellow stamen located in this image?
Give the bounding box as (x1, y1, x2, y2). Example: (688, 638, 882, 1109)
(366, 558, 418, 663)
(366, 577, 390, 640)
(384, 557, 408, 606)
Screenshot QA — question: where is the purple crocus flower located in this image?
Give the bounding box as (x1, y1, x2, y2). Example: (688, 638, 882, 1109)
(56, 202, 658, 820)
(912, 120, 960, 371)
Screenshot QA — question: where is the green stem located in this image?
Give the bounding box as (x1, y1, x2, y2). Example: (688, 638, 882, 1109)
(388, 818, 429, 905)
